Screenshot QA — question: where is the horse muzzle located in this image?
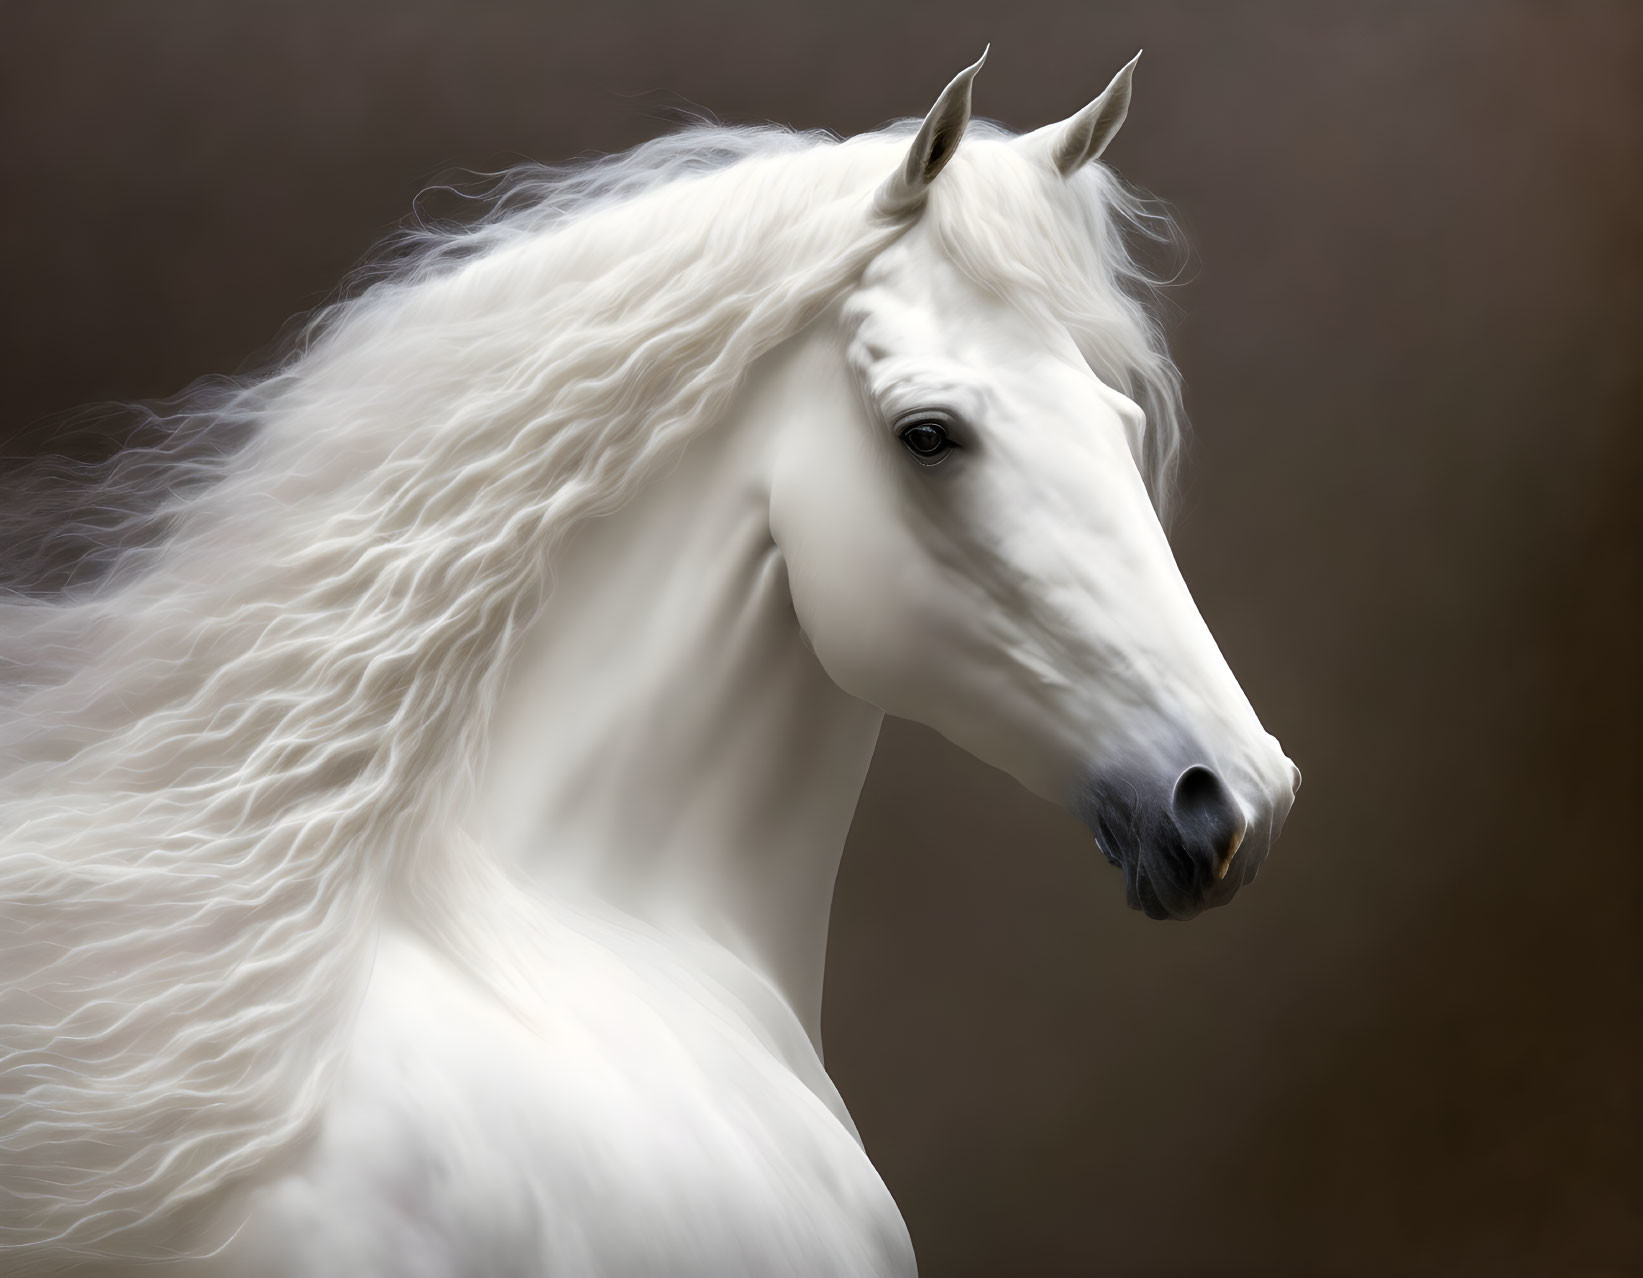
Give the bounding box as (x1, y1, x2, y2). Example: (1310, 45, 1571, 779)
(1075, 758, 1299, 921)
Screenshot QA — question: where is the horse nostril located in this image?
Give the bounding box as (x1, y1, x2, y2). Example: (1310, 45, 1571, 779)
(1289, 762, 1303, 796)
(1171, 765, 1245, 881)
(1171, 765, 1234, 821)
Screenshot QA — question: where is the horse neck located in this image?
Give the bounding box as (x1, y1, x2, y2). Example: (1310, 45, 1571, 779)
(470, 330, 883, 1050)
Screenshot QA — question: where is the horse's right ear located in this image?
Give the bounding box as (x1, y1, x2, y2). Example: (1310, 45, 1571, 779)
(874, 48, 988, 217)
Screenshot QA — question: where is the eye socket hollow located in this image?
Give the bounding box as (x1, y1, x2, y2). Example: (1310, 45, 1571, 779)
(897, 418, 955, 464)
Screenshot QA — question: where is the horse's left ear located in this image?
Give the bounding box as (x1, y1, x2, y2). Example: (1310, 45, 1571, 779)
(875, 47, 988, 216)
(1021, 51, 1141, 176)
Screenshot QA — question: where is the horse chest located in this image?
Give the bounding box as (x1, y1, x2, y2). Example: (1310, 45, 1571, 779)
(208, 931, 914, 1278)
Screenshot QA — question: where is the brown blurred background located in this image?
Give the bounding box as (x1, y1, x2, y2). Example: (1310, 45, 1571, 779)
(2, 2, 1637, 1275)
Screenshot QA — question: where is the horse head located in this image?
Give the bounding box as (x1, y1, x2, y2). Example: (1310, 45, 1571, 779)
(771, 54, 1299, 920)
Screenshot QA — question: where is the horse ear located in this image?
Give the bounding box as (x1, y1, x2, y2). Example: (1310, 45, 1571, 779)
(1021, 51, 1141, 176)
(874, 47, 988, 216)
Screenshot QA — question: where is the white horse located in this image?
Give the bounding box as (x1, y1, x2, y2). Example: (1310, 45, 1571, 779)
(0, 52, 1298, 1276)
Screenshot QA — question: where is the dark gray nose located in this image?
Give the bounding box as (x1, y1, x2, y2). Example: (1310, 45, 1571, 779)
(1076, 757, 1285, 922)
(1171, 765, 1246, 883)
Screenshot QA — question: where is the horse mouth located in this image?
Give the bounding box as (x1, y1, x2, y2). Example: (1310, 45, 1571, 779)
(1123, 860, 1223, 921)
(1092, 822, 1198, 921)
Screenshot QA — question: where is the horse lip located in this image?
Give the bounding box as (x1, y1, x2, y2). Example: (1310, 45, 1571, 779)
(1128, 867, 1205, 921)
(1129, 868, 1165, 920)
(1087, 808, 1236, 923)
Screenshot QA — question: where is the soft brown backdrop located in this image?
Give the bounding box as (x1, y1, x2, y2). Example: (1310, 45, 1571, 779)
(2, 3, 1638, 1275)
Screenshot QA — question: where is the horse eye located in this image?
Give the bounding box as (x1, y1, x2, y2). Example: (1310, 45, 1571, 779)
(897, 419, 953, 464)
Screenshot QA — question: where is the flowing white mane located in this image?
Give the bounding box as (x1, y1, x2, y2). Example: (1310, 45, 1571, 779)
(0, 120, 1183, 1265)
